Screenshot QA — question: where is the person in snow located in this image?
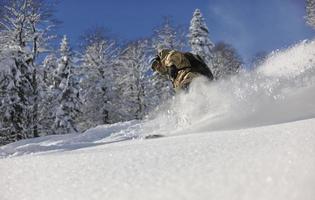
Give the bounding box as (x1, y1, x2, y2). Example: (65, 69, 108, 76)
(151, 49, 214, 91)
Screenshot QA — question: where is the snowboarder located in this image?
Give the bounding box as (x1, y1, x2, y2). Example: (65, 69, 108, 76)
(151, 49, 213, 91)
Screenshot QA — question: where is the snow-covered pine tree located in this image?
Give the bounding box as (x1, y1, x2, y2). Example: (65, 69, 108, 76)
(79, 28, 119, 128)
(212, 42, 242, 79)
(43, 54, 58, 87)
(0, 0, 57, 143)
(0, 73, 7, 144)
(188, 9, 214, 70)
(152, 16, 186, 51)
(0, 44, 35, 142)
(52, 36, 81, 134)
(38, 54, 59, 135)
(0, 51, 16, 144)
(306, 0, 315, 28)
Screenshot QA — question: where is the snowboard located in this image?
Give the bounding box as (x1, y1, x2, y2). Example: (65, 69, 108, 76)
(144, 134, 165, 139)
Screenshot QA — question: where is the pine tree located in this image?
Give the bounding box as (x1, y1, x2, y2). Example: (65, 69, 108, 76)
(152, 16, 186, 51)
(42, 54, 58, 87)
(0, 45, 34, 142)
(0, 0, 57, 144)
(0, 0, 41, 142)
(306, 0, 315, 28)
(38, 54, 58, 135)
(52, 36, 81, 134)
(0, 71, 8, 144)
(188, 9, 214, 68)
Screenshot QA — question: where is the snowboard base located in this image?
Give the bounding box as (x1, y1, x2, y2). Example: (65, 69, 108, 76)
(144, 134, 165, 139)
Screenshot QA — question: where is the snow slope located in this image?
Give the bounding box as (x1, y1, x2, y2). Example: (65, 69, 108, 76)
(1, 119, 315, 200)
(1, 40, 315, 200)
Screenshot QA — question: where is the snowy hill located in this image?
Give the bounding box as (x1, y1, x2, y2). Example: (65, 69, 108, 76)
(1, 40, 315, 200)
(1, 119, 315, 200)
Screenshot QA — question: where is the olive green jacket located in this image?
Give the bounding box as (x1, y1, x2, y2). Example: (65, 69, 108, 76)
(154, 49, 199, 91)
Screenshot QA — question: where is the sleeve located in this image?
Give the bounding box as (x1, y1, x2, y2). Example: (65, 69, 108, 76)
(177, 71, 199, 88)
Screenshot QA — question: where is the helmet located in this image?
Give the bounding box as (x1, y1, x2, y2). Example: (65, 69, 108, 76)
(150, 49, 171, 71)
(158, 49, 171, 60)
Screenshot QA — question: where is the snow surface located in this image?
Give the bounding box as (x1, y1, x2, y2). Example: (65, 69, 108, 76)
(1, 40, 315, 200)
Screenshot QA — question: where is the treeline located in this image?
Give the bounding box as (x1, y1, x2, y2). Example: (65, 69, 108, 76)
(0, 0, 242, 145)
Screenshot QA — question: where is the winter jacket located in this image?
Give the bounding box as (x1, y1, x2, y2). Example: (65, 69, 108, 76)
(152, 49, 212, 91)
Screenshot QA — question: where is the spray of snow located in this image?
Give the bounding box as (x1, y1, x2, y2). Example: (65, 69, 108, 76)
(139, 39, 315, 136)
(25, 38, 313, 140)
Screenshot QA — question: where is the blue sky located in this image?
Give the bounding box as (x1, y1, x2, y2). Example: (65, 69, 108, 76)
(55, 0, 314, 63)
